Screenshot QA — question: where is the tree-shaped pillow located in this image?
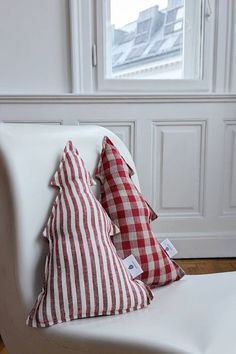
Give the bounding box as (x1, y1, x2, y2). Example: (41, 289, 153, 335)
(26, 141, 153, 328)
(96, 137, 185, 288)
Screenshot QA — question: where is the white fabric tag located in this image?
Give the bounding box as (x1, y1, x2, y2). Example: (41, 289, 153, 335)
(122, 254, 143, 279)
(161, 239, 178, 258)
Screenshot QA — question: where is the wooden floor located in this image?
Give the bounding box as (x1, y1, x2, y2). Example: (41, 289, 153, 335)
(0, 349, 7, 354)
(0, 340, 4, 353)
(1, 258, 236, 354)
(177, 257, 236, 274)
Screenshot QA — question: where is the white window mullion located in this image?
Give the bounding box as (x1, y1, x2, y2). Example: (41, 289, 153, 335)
(201, 0, 215, 92)
(79, 0, 95, 93)
(96, 0, 109, 91)
(183, 0, 203, 79)
(212, 0, 234, 93)
(69, 0, 80, 93)
(69, 0, 94, 94)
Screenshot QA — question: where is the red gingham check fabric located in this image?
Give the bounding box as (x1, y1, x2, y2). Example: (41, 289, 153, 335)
(96, 137, 184, 288)
(26, 141, 153, 328)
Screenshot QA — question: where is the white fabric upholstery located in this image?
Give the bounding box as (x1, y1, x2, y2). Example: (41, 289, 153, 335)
(0, 124, 236, 354)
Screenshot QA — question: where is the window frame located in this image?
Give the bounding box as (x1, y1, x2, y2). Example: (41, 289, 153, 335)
(95, 0, 216, 93)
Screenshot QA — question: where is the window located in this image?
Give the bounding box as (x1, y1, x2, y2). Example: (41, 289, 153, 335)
(96, 0, 215, 92)
(106, 0, 200, 80)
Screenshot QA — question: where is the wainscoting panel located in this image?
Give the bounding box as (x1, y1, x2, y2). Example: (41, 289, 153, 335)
(79, 120, 135, 157)
(0, 97, 236, 257)
(223, 121, 236, 214)
(152, 121, 205, 217)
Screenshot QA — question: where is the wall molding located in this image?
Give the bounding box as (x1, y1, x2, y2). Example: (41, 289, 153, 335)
(1, 120, 62, 125)
(0, 94, 236, 104)
(79, 120, 136, 157)
(222, 120, 236, 215)
(156, 232, 236, 258)
(152, 120, 206, 217)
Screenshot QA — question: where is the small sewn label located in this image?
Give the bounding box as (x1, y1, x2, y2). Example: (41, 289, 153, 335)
(161, 239, 178, 258)
(122, 254, 143, 279)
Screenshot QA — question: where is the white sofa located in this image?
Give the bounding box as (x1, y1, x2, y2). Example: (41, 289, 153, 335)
(0, 124, 236, 354)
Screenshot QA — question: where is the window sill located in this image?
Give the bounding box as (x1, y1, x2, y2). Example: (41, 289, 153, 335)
(0, 94, 236, 104)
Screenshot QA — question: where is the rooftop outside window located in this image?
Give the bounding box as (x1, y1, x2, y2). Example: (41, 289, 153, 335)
(107, 0, 202, 80)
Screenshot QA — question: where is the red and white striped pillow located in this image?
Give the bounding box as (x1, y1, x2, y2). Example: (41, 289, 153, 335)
(96, 137, 184, 288)
(26, 141, 153, 328)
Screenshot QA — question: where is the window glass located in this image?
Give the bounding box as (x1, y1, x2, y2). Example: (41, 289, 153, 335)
(107, 0, 202, 80)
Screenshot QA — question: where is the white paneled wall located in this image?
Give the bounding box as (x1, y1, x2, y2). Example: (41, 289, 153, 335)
(0, 0, 236, 257)
(0, 98, 236, 257)
(80, 121, 136, 157)
(223, 122, 236, 214)
(152, 121, 205, 217)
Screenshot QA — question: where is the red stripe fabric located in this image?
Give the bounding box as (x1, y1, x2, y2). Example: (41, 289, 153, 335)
(27, 141, 153, 328)
(96, 136, 185, 288)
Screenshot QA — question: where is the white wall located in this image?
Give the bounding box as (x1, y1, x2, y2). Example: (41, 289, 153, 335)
(0, 0, 71, 93)
(0, 0, 235, 257)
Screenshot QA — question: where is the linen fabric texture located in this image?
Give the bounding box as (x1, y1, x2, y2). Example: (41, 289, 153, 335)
(96, 136, 185, 288)
(27, 141, 153, 328)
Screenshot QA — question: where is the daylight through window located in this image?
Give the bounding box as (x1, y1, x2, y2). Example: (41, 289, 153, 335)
(107, 0, 202, 80)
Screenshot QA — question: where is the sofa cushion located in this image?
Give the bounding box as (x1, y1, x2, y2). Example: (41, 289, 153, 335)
(42, 272, 236, 354)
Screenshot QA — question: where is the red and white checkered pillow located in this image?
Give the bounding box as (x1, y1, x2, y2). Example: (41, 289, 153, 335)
(26, 141, 153, 328)
(96, 137, 184, 288)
